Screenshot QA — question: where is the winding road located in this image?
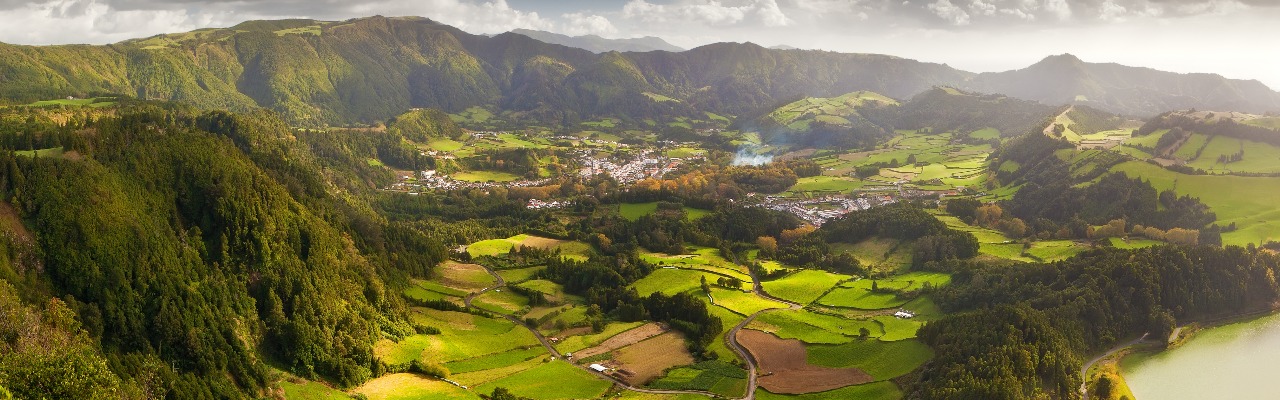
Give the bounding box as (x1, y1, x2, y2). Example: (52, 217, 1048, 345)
(461, 261, 804, 400)
(1078, 333, 1148, 400)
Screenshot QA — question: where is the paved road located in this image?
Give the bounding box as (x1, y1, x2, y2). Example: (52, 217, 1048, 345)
(1079, 333, 1148, 400)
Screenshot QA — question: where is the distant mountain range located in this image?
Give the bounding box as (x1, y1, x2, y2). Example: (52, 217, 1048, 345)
(510, 29, 684, 53)
(1, 16, 1277, 127)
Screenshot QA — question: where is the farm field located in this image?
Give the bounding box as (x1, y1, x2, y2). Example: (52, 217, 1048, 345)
(611, 332, 697, 384)
(555, 321, 647, 354)
(761, 270, 849, 305)
(817, 273, 950, 310)
(749, 309, 877, 344)
(806, 338, 934, 381)
(377, 308, 540, 366)
(619, 202, 711, 222)
(24, 97, 116, 108)
(629, 268, 723, 297)
(473, 360, 613, 399)
(1110, 161, 1280, 245)
(280, 379, 349, 400)
(436, 262, 497, 291)
(710, 287, 787, 315)
(756, 381, 903, 400)
(648, 360, 749, 397)
(738, 329, 873, 394)
(639, 247, 752, 282)
(453, 170, 521, 182)
(353, 374, 480, 400)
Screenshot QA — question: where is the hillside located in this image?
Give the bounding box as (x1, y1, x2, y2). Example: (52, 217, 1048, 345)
(511, 29, 684, 53)
(965, 54, 1280, 117)
(6, 17, 1276, 128)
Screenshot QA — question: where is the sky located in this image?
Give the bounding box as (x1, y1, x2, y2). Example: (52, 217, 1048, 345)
(0, 0, 1277, 88)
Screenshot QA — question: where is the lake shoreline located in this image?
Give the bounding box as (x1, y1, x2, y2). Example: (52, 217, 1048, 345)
(1117, 308, 1280, 400)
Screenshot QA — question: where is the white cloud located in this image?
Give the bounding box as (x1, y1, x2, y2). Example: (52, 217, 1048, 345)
(927, 0, 971, 25)
(561, 12, 617, 36)
(1043, 0, 1072, 20)
(622, 0, 792, 28)
(1099, 0, 1128, 21)
(0, 0, 231, 44)
(970, 0, 997, 16)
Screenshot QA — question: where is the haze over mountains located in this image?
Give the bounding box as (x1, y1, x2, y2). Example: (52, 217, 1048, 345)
(510, 29, 684, 53)
(0, 15, 1276, 127)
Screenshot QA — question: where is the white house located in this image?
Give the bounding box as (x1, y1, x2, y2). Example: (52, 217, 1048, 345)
(588, 364, 609, 373)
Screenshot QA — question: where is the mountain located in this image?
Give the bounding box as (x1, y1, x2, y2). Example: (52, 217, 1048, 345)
(0, 17, 1277, 128)
(964, 54, 1280, 116)
(769, 45, 799, 50)
(511, 29, 684, 53)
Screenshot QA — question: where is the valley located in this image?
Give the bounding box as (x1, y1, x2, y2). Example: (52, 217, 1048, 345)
(0, 12, 1279, 400)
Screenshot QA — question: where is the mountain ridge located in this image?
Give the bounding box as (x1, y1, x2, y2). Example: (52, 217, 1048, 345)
(0, 16, 1276, 127)
(510, 28, 684, 53)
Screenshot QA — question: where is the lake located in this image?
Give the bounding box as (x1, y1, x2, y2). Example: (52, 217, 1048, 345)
(1122, 313, 1280, 400)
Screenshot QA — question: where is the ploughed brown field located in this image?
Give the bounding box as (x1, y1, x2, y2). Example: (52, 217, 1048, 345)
(613, 332, 695, 384)
(737, 329, 872, 394)
(573, 323, 667, 360)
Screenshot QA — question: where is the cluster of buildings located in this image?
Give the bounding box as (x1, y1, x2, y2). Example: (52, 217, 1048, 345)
(577, 149, 689, 185)
(893, 309, 917, 319)
(385, 170, 552, 194)
(759, 195, 892, 226)
(526, 199, 571, 210)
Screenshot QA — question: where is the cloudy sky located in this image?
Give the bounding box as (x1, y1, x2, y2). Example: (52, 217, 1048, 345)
(2, 0, 1278, 88)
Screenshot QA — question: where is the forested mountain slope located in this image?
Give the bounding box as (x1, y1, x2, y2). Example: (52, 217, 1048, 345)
(4, 17, 1274, 128)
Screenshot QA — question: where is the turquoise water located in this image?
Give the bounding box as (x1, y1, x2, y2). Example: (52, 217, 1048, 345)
(1121, 313, 1280, 400)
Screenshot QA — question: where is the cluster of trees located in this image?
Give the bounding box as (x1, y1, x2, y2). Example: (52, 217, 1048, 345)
(820, 203, 979, 267)
(1139, 112, 1280, 146)
(910, 245, 1280, 399)
(623, 160, 817, 202)
(993, 129, 1218, 241)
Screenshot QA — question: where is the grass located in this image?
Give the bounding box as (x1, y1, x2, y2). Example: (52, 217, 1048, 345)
(762, 270, 849, 305)
(817, 273, 949, 310)
(444, 347, 546, 374)
(969, 128, 1001, 140)
(354, 373, 479, 400)
(376, 308, 539, 365)
(639, 247, 752, 282)
(787, 176, 864, 194)
(648, 360, 748, 397)
(497, 267, 544, 284)
(756, 381, 902, 400)
(629, 268, 721, 297)
(428, 139, 465, 152)
(1109, 237, 1164, 250)
(1111, 161, 1280, 245)
(807, 339, 934, 380)
(873, 316, 922, 341)
(1025, 240, 1088, 262)
(554, 321, 646, 354)
(710, 288, 787, 315)
(749, 310, 877, 344)
(472, 289, 530, 314)
(466, 235, 528, 258)
(817, 287, 908, 310)
(665, 147, 705, 158)
(14, 147, 64, 158)
(683, 207, 711, 221)
(280, 380, 349, 400)
(619, 202, 660, 221)
(25, 97, 116, 108)
(474, 360, 612, 399)
(453, 170, 521, 183)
